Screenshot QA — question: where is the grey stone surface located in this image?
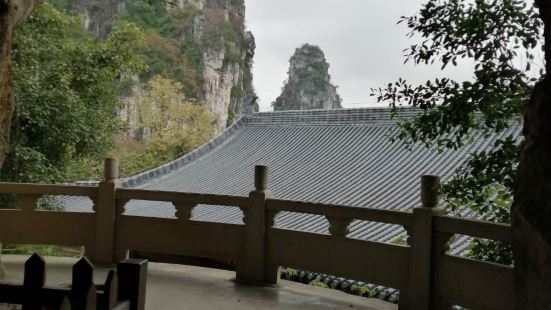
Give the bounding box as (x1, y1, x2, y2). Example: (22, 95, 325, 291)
(1, 255, 396, 310)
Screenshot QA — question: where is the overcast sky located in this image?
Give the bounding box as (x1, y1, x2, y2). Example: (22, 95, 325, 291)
(244, 0, 475, 111)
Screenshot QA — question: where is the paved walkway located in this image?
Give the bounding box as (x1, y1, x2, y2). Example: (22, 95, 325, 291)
(1, 255, 397, 310)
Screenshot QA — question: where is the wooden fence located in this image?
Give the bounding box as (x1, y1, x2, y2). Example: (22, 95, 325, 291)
(0, 159, 514, 309)
(0, 253, 147, 310)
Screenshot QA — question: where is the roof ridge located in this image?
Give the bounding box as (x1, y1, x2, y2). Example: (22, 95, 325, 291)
(244, 106, 418, 126)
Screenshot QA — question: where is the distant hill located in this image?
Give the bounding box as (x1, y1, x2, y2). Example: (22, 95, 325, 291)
(273, 44, 342, 111)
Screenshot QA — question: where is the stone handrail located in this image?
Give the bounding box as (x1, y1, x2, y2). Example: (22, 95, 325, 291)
(0, 183, 98, 197)
(0, 160, 514, 309)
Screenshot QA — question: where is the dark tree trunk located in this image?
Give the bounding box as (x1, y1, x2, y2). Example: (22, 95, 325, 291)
(0, 0, 36, 170)
(0, 1, 15, 172)
(0, 0, 37, 280)
(512, 1, 551, 309)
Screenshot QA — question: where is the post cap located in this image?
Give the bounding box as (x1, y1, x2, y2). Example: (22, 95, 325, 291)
(104, 158, 119, 181)
(254, 165, 268, 191)
(421, 175, 440, 208)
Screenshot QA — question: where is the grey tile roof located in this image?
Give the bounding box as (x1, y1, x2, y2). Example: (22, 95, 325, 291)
(63, 107, 520, 250)
(67, 108, 518, 214)
(61, 107, 521, 302)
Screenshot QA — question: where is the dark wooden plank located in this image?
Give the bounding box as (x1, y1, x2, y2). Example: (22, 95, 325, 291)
(22, 253, 45, 310)
(117, 259, 148, 310)
(24, 253, 45, 288)
(71, 257, 95, 309)
(0, 283, 24, 303)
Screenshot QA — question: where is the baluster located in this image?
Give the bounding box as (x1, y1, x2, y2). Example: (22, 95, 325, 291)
(91, 197, 98, 213)
(266, 210, 280, 228)
(434, 232, 453, 255)
(405, 226, 413, 246)
(239, 205, 248, 224)
(22, 253, 45, 310)
(173, 202, 197, 221)
(19, 195, 41, 212)
(117, 199, 129, 216)
(327, 216, 352, 238)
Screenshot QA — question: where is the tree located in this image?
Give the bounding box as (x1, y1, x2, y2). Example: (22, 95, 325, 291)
(512, 0, 551, 307)
(372, 0, 542, 264)
(372, 0, 551, 306)
(116, 75, 213, 177)
(0, 0, 37, 171)
(1, 4, 144, 184)
(0, 0, 38, 281)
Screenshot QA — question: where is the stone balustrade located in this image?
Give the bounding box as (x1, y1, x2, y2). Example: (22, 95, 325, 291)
(0, 159, 514, 309)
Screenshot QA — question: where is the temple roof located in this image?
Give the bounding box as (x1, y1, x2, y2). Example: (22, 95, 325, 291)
(64, 107, 521, 254)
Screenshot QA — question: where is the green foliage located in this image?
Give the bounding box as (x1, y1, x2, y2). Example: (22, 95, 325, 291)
(117, 2, 243, 98)
(224, 46, 242, 64)
(38, 195, 64, 211)
(392, 234, 408, 246)
(2, 244, 64, 257)
(119, 1, 175, 36)
(350, 284, 371, 297)
(116, 75, 214, 177)
(280, 268, 299, 280)
(308, 280, 329, 288)
(371, 0, 543, 264)
(468, 239, 513, 264)
(2, 3, 144, 183)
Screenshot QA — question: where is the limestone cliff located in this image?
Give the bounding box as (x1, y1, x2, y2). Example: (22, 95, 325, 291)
(273, 44, 341, 111)
(60, 0, 255, 134)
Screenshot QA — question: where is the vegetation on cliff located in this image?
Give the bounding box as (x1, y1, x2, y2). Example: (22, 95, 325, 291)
(38, 0, 256, 179)
(1, 4, 144, 183)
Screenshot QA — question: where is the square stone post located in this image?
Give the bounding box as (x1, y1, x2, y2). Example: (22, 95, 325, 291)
(401, 175, 445, 310)
(90, 158, 120, 265)
(237, 165, 272, 285)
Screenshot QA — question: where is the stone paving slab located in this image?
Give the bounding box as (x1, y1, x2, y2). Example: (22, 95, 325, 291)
(1, 255, 397, 310)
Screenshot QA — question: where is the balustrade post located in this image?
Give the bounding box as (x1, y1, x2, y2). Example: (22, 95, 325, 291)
(401, 175, 445, 310)
(90, 158, 120, 265)
(237, 165, 272, 285)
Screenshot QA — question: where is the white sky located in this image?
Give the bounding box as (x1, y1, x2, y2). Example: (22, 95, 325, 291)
(245, 0, 475, 111)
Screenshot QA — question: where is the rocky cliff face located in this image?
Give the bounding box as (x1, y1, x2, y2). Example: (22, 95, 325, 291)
(62, 0, 255, 134)
(187, 0, 255, 131)
(273, 44, 342, 111)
